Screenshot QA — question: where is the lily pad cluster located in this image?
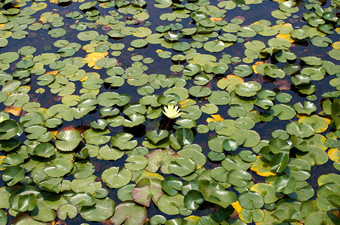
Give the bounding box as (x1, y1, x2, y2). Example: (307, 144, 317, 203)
(0, 0, 340, 224)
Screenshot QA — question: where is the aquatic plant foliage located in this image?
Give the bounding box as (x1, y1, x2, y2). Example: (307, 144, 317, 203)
(0, 0, 340, 224)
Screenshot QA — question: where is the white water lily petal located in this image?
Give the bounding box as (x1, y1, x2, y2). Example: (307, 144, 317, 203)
(163, 104, 182, 119)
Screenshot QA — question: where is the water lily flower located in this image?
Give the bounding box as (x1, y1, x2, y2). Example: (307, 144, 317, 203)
(163, 104, 182, 119)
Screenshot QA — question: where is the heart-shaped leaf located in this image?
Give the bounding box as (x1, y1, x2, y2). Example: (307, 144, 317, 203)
(57, 204, 78, 220)
(55, 130, 82, 151)
(110, 201, 147, 225)
(184, 190, 204, 210)
(199, 180, 237, 208)
(80, 198, 115, 222)
(146, 130, 169, 144)
(132, 178, 163, 207)
(102, 167, 132, 188)
(111, 133, 138, 150)
(169, 157, 196, 177)
(161, 177, 183, 196)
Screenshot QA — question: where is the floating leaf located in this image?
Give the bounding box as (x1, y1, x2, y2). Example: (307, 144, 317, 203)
(0, 210, 6, 225)
(146, 130, 169, 144)
(250, 183, 279, 204)
(110, 201, 147, 225)
(132, 178, 163, 207)
(169, 157, 196, 177)
(270, 104, 296, 120)
(270, 153, 289, 173)
(161, 177, 182, 196)
(2, 166, 25, 186)
(55, 130, 82, 151)
(173, 42, 191, 52)
(199, 180, 237, 207)
(102, 167, 132, 188)
(239, 191, 264, 210)
(184, 190, 204, 210)
(233, 65, 253, 77)
(145, 149, 179, 174)
(33, 143, 55, 158)
(235, 81, 261, 97)
(157, 194, 184, 215)
(44, 158, 73, 177)
(227, 169, 252, 187)
(80, 198, 115, 222)
(57, 204, 78, 220)
(125, 155, 148, 171)
(111, 133, 138, 150)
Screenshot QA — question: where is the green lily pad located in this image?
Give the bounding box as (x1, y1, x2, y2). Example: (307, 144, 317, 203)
(286, 121, 314, 138)
(270, 104, 296, 120)
(3, 166, 25, 186)
(69, 193, 95, 207)
(208, 91, 231, 105)
(78, 31, 99, 41)
(132, 178, 163, 207)
(188, 86, 212, 97)
(57, 204, 78, 220)
(184, 190, 204, 210)
(270, 153, 289, 173)
(83, 128, 111, 145)
(275, 175, 296, 194)
(310, 36, 332, 47)
(131, 39, 148, 48)
(227, 169, 252, 187)
(55, 130, 82, 151)
(99, 145, 124, 161)
(199, 180, 237, 207)
(0, 210, 7, 225)
(80, 198, 115, 222)
(169, 157, 196, 177)
(146, 130, 169, 144)
(175, 128, 194, 145)
(235, 81, 261, 97)
(288, 181, 314, 201)
(145, 149, 179, 174)
(125, 155, 148, 171)
(44, 158, 73, 177)
(110, 201, 147, 225)
(232, 130, 261, 147)
(284, 158, 311, 181)
(233, 65, 253, 77)
(209, 135, 229, 153)
(173, 42, 191, 52)
(117, 184, 135, 202)
(203, 40, 225, 52)
(250, 183, 279, 204)
(48, 28, 67, 38)
(102, 167, 132, 188)
(161, 177, 183, 196)
(239, 191, 264, 209)
(157, 194, 184, 215)
(111, 133, 138, 150)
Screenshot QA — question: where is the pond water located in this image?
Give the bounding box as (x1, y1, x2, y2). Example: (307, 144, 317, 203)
(0, 0, 340, 224)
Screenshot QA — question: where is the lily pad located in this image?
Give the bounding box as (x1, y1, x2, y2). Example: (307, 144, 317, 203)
(235, 82, 261, 97)
(80, 198, 115, 222)
(132, 178, 163, 207)
(111, 133, 138, 150)
(110, 201, 147, 225)
(102, 167, 132, 188)
(157, 194, 184, 215)
(55, 130, 82, 151)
